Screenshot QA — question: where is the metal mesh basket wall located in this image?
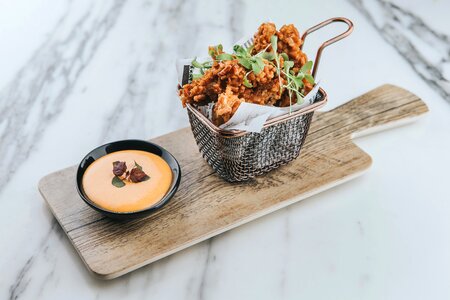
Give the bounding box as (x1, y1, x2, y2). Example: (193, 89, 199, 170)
(187, 91, 325, 182)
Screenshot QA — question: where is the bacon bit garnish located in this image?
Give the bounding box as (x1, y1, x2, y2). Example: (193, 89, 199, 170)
(129, 168, 149, 183)
(111, 160, 149, 188)
(112, 161, 127, 176)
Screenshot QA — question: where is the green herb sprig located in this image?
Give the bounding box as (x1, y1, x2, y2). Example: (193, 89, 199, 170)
(190, 37, 315, 110)
(191, 57, 213, 80)
(221, 44, 267, 75)
(266, 35, 315, 108)
(191, 43, 268, 81)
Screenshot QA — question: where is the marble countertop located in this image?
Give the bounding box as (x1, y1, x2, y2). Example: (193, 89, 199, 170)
(1, 0, 450, 299)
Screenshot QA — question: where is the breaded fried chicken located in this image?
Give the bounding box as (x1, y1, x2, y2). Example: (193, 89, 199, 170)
(212, 86, 244, 125)
(277, 24, 308, 70)
(179, 22, 314, 125)
(252, 22, 277, 54)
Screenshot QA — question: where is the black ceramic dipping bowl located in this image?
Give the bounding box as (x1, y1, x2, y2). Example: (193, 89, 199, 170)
(76, 139, 181, 220)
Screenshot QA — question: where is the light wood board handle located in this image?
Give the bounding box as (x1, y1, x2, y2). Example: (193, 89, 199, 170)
(312, 84, 429, 141)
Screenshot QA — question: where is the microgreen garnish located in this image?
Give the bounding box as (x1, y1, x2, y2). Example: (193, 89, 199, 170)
(208, 44, 223, 58)
(190, 35, 315, 103)
(243, 72, 253, 88)
(280, 53, 289, 61)
(216, 53, 234, 61)
(232, 45, 266, 75)
(261, 52, 276, 61)
(269, 35, 283, 96)
(265, 35, 315, 108)
(191, 57, 213, 79)
(300, 61, 313, 73)
(134, 160, 142, 170)
(284, 60, 294, 74)
(112, 176, 126, 188)
(238, 58, 252, 69)
(251, 57, 265, 74)
(286, 59, 314, 104)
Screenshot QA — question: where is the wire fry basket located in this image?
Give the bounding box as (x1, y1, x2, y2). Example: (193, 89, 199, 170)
(186, 18, 353, 182)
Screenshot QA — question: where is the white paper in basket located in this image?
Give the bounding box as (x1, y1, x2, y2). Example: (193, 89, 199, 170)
(176, 34, 320, 133)
(219, 82, 320, 133)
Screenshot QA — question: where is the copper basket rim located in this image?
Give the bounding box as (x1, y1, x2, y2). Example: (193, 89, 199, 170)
(187, 87, 328, 138)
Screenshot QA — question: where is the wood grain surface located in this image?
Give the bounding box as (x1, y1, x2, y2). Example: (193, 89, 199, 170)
(38, 84, 428, 279)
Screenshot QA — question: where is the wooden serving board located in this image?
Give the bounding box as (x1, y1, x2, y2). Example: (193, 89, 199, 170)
(39, 84, 428, 279)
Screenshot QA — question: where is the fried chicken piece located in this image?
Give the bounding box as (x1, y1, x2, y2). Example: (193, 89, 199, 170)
(179, 70, 216, 106)
(303, 79, 313, 94)
(213, 86, 244, 125)
(252, 22, 277, 54)
(277, 24, 308, 70)
(215, 60, 247, 95)
(253, 23, 308, 71)
(179, 60, 246, 106)
(241, 73, 283, 106)
(179, 22, 315, 125)
(246, 63, 277, 87)
(211, 61, 281, 123)
(278, 93, 293, 107)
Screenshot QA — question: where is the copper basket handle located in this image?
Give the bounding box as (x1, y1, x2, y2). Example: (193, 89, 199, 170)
(301, 17, 354, 78)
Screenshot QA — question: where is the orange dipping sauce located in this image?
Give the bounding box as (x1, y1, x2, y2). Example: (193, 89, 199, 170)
(82, 150, 172, 213)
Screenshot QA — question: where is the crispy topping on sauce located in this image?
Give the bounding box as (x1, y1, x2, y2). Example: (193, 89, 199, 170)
(112, 161, 127, 176)
(111, 160, 150, 188)
(130, 168, 149, 183)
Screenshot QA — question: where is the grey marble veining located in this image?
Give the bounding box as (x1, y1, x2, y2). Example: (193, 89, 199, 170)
(100, 0, 246, 143)
(1, 0, 450, 299)
(0, 1, 127, 194)
(8, 219, 60, 300)
(349, 0, 450, 102)
(2, 1, 245, 298)
(1, 3, 128, 298)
